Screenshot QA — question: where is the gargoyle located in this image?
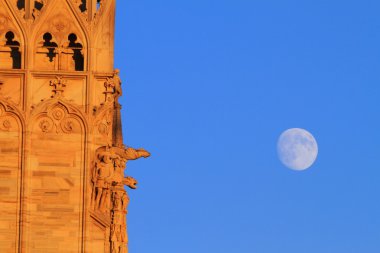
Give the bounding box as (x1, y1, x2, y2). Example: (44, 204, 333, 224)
(125, 147, 150, 160)
(123, 176, 138, 189)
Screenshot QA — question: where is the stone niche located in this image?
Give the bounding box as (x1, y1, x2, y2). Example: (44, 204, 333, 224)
(25, 102, 85, 253)
(0, 103, 22, 252)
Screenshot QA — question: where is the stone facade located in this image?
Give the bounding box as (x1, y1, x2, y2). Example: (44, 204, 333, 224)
(0, 1, 149, 252)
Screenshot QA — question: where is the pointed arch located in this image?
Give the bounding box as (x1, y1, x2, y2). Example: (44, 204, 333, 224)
(22, 97, 88, 252)
(28, 97, 88, 131)
(0, 98, 24, 252)
(30, 0, 89, 71)
(0, 1, 27, 69)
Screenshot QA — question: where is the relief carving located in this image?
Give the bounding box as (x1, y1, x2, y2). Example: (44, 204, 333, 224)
(35, 104, 81, 134)
(93, 106, 113, 144)
(49, 15, 72, 42)
(1, 119, 12, 131)
(38, 118, 53, 132)
(50, 76, 67, 98)
(0, 102, 22, 133)
(103, 69, 122, 104)
(52, 107, 65, 120)
(61, 118, 75, 133)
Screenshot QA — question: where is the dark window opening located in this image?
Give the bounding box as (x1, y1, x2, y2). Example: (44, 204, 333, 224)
(17, 0, 43, 11)
(5, 32, 21, 69)
(68, 33, 84, 71)
(42, 33, 58, 62)
(17, 0, 25, 10)
(34, 0, 44, 10)
(79, 0, 87, 12)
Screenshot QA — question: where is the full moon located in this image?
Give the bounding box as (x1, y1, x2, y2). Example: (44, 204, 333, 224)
(277, 128, 318, 171)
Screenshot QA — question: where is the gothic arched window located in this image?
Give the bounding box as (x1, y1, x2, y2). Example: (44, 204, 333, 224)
(67, 33, 84, 71)
(0, 31, 21, 69)
(42, 33, 58, 62)
(35, 32, 58, 70)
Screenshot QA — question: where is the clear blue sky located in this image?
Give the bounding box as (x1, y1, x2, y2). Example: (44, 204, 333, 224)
(115, 1, 380, 252)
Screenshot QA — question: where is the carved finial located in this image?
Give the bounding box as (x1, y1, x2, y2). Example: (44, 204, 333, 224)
(50, 76, 67, 98)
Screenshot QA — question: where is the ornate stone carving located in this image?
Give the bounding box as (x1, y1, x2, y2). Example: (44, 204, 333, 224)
(49, 15, 73, 41)
(0, 1, 149, 252)
(110, 190, 129, 253)
(91, 146, 149, 212)
(92, 148, 115, 212)
(98, 122, 108, 135)
(0, 117, 12, 131)
(50, 76, 67, 98)
(0, 103, 21, 133)
(52, 107, 65, 120)
(103, 69, 122, 104)
(91, 145, 150, 252)
(39, 118, 53, 132)
(2, 119, 11, 130)
(61, 117, 75, 133)
(35, 103, 81, 134)
(94, 105, 114, 145)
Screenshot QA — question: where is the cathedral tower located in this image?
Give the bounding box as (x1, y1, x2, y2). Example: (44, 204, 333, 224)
(0, 1, 149, 252)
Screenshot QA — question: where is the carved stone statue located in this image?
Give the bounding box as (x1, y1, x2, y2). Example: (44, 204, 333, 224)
(92, 149, 116, 212)
(112, 69, 122, 104)
(103, 69, 122, 104)
(91, 145, 150, 252)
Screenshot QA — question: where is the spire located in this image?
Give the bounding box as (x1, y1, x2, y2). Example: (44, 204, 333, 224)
(111, 69, 124, 148)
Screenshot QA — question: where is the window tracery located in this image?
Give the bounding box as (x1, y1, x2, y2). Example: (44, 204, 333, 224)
(67, 33, 84, 71)
(35, 32, 85, 71)
(42, 32, 57, 62)
(16, 0, 46, 20)
(76, 0, 103, 16)
(0, 31, 21, 69)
